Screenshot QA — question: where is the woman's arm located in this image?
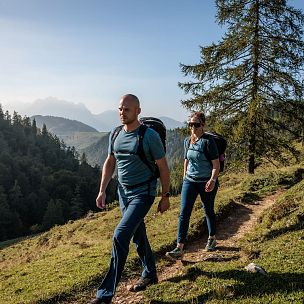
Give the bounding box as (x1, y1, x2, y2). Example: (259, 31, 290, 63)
(183, 159, 189, 177)
(205, 158, 220, 192)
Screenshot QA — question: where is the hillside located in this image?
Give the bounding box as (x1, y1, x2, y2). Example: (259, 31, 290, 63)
(29, 115, 185, 167)
(1, 163, 303, 304)
(80, 128, 185, 167)
(0, 109, 100, 242)
(80, 132, 111, 166)
(60, 131, 108, 152)
(32, 115, 99, 134)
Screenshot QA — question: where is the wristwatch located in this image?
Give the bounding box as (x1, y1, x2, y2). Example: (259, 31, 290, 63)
(162, 191, 171, 197)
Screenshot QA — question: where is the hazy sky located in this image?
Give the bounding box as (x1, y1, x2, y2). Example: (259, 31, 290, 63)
(1, 0, 303, 121)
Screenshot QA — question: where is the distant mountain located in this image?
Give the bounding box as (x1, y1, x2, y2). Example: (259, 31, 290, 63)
(32, 115, 98, 135)
(11, 97, 183, 131)
(95, 110, 121, 131)
(21, 97, 105, 129)
(159, 116, 185, 130)
(31, 115, 108, 152)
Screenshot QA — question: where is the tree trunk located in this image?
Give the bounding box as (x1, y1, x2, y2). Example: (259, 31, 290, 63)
(248, 154, 255, 174)
(247, 0, 260, 175)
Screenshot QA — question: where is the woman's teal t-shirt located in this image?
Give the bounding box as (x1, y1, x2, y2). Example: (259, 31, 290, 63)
(184, 136, 219, 181)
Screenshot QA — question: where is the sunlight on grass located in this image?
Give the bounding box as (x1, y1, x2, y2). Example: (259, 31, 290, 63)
(1, 164, 303, 304)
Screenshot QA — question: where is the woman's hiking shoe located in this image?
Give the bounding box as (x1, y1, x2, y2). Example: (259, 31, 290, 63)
(127, 276, 158, 292)
(165, 247, 184, 260)
(205, 238, 217, 251)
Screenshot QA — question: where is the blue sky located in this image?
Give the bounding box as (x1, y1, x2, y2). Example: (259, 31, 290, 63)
(1, 0, 303, 121)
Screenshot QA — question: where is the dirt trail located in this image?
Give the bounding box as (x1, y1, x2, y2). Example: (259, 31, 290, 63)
(60, 192, 281, 304)
(111, 191, 282, 304)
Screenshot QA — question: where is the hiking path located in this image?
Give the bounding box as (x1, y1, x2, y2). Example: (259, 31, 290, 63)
(111, 191, 282, 304)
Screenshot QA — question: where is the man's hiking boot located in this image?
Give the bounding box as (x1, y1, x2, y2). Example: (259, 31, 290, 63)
(165, 247, 184, 260)
(128, 276, 158, 292)
(205, 238, 217, 251)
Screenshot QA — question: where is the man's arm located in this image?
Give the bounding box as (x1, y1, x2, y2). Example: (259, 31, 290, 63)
(96, 154, 116, 209)
(155, 156, 170, 213)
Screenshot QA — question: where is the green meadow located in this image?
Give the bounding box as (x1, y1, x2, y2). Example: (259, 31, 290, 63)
(0, 164, 303, 304)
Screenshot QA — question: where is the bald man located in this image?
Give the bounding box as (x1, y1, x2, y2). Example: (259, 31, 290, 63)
(89, 94, 170, 304)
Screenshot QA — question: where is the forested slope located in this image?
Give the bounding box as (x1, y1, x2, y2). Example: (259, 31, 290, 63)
(0, 107, 100, 241)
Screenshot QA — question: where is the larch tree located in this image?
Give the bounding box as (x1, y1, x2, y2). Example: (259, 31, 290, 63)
(179, 0, 304, 173)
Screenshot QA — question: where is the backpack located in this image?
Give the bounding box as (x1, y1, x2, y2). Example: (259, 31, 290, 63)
(111, 117, 166, 183)
(186, 132, 227, 172)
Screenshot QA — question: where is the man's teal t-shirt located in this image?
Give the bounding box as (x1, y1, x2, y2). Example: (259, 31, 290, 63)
(184, 136, 219, 181)
(108, 125, 165, 197)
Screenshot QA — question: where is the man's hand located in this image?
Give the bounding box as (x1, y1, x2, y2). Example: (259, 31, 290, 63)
(96, 191, 106, 209)
(157, 197, 170, 213)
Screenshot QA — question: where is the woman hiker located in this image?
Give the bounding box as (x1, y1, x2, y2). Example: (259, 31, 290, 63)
(166, 112, 220, 260)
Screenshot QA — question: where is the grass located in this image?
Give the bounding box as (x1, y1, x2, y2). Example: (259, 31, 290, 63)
(143, 176, 304, 304)
(0, 164, 303, 304)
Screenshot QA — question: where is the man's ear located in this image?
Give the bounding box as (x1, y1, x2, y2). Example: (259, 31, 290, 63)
(137, 107, 141, 115)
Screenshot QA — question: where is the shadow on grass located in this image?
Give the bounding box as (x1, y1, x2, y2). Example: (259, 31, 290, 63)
(152, 268, 304, 303)
(263, 221, 304, 242)
(0, 233, 43, 250)
(181, 254, 240, 266)
(239, 192, 261, 204)
(215, 245, 240, 251)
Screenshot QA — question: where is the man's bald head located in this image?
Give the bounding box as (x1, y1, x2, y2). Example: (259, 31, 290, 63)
(121, 94, 140, 108)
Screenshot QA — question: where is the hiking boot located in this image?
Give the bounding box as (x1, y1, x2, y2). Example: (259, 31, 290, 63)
(165, 247, 184, 260)
(128, 276, 158, 292)
(205, 238, 217, 251)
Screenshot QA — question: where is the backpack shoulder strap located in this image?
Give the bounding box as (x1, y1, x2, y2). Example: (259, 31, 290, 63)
(111, 125, 123, 153)
(202, 134, 211, 162)
(136, 124, 154, 173)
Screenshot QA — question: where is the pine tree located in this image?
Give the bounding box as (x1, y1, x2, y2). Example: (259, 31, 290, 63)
(42, 199, 65, 230)
(0, 103, 4, 119)
(12, 111, 22, 126)
(80, 152, 88, 165)
(0, 186, 23, 241)
(70, 184, 85, 220)
(4, 110, 11, 124)
(179, 0, 304, 173)
(41, 123, 48, 137)
(31, 118, 37, 135)
(8, 180, 23, 211)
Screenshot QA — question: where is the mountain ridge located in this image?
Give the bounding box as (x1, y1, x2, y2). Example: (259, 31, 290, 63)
(30, 114, 185, 167)
(32, 115, 99, 134)
(8, 97, 184, 131)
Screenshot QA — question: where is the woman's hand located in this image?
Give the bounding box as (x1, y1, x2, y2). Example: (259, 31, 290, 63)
(205, 179, 216, 192)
